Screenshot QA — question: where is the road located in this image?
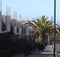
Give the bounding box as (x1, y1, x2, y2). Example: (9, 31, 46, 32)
(12, 54, 53, 57)
(12, 44, 59, 57)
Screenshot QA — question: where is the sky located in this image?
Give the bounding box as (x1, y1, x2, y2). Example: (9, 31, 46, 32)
(1, 0, 60, 24)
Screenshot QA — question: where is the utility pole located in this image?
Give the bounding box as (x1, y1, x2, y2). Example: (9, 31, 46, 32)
(0, 0, 2, 33)
(54, 0, 56, 57)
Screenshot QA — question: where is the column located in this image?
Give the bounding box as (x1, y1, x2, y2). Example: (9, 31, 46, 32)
(6, 16, 10, 32)
(13, 26, 17, 34)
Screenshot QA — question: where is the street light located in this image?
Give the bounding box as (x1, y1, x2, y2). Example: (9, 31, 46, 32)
(54, 0, 56, 57)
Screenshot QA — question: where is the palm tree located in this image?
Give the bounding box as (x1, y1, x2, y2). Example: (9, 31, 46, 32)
(25, 16, 53, 45)
(55, 25, 60, 43)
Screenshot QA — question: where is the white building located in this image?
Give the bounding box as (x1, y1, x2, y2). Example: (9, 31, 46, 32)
(0, 12, 35, 36)
(6, 16, 11, 32)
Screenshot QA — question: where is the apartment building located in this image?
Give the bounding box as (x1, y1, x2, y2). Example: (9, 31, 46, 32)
(0, 11, 11, 33)
(0, 11, 35, 36)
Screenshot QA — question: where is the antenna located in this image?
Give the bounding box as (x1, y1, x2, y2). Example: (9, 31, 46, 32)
(0, 0, 2, 32)
(0, 0, 2, 11)
(6, 6, 11, 16)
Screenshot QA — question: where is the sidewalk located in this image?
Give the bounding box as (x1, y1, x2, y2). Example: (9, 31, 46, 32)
(32, 44, 57, 57)
(12, 44, 58, 57)
(32, 44, 54, 54)
(41, 44, 54, 54)
(40, 44, 57, 57)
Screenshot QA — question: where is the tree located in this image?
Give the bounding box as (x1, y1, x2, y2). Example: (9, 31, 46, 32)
(25, 16, 53, 45)
(55, 25, 60, 43)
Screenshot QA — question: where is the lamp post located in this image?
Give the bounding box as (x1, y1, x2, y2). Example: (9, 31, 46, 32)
(54, 0, 56, 57)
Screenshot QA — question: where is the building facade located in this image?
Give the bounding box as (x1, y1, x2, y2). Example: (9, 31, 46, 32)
(0, 11, 35, 36)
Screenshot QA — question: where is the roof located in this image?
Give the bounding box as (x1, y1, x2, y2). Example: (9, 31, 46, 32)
(19, 19, 28, 23)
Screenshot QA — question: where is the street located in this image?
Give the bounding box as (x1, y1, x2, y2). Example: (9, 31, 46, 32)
(12, 44, 58, 57)
(12, 54, 53, 57)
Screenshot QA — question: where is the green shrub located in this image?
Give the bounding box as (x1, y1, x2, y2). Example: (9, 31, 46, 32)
(35, 38, 45, 51)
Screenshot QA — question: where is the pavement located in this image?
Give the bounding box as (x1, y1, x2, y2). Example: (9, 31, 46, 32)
(44, 45, 54, 52)
(32, 44, 55, 54)
(12, 44, 58, 57)
(31, 44, 57, 57)
(12, 54, 53, 57)
(41, 44, 55, 54)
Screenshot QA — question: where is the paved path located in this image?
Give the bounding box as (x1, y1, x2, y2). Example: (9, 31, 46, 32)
(12, 53, 54, 57)
(41, 44, 54, 54)
(12, 44, 58, 57)
(32, 44, 54, 54)
(44, 44, 54, 52)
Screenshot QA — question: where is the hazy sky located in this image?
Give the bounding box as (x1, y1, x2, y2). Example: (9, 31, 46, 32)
(1, 0, 60, 24)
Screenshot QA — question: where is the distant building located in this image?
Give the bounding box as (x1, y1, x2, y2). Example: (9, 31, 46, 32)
(0, 11, 35, 37)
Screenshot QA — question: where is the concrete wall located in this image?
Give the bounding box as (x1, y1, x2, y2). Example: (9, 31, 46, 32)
(18, 27, 21, 34)
(10, 19, 20, 34)
(13, 26, 17, 34)
(6, 16, 10, 32)
(0, 14, 35, 35)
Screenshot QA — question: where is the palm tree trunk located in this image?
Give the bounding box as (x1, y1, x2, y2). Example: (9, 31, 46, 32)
(41, 33, 47, 46)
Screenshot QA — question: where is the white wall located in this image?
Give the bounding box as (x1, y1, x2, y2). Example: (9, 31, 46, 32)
(13, 26, 17, 34)
(19, 27, 21, 34)
(6, 16, 10, 32)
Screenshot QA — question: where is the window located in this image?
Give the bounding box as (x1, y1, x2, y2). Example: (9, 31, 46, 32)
(17, 27, 19, 33)
(2, 21, 6, 31)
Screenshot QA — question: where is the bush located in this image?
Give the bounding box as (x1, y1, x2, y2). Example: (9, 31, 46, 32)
(0, 33, 36, 57)
(35, 38, 45, 51)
